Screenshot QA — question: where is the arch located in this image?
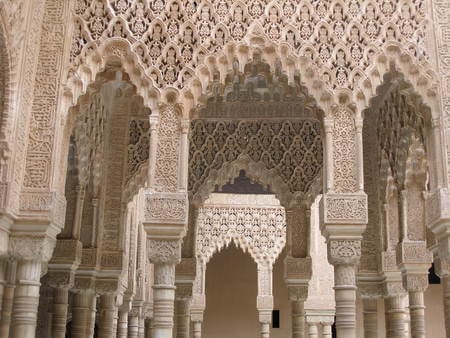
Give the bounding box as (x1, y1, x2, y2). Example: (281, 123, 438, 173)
(354, 43, 439, 116)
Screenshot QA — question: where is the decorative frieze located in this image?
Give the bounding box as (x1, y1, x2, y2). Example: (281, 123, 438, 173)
(320, 193, 368, 225)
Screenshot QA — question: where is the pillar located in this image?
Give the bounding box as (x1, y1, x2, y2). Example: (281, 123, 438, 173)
(307, 323, 319, 338)
(139, 315, 145, 338)
(0, 259, 16, 338)
(0, 258, 6, 314)
(128, 307, 140, 338)
(98, 293, 118, 338)
(322, 322, 333, 338)
(408, 288, 426, 338)
(442, 275, 450, 338)
(52, 287, 69, 338)
(257, 265, 273, 338)
(153, 263, 176, 338)
(72, 290, 96, 338)
(192, 321, 202, 338)
(175, 298, 190, 338)
(362, 298, 378, 338)
(117, 309, 129, 338)
(292, 300, 305, 338)
(10, 259, 42, 338)
(385, 293, 408, 338)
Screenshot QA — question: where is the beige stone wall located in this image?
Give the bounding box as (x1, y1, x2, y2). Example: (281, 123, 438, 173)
(203, 245, 291, 338)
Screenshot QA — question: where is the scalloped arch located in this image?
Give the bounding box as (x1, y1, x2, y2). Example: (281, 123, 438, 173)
(355, 43, 439, 116)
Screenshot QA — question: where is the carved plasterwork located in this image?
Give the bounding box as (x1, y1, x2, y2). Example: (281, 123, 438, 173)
(147, 239, 181, 264)
(143, 192, 188, 225)
(9, 235, 56, 262)
(321, 193, 368, 225)
(196, 194, 286, 266)
(189, 118, 323, 201)
(67, 0, 438, 113)
(328, 239, 362, 265)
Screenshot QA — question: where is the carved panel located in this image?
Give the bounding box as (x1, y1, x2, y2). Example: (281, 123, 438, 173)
(321, 193, 368, 224)
(143, 192, 188, 225)
(147, 239, 181, 264)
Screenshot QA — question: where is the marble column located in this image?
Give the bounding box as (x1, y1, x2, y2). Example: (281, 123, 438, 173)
(0, 258, 6, 314)
(0, 259, 16, 338)
(175, 298, 190, 338)
(322, 322, 333, 338)
(292, 300, 305, 338)
(385, 293, 409, 338)
(408, 288, 427, 338)
(307, 323, 319, 338)
(117, 309, 129, 338)
(192, 321, 202, 338)
(332, 263, 358, 338)
(139, 315, 145, 338)
(153, 263, 176, 338)
(442, 275, 450, 338)
(52, 287, 69, 338)
(98, 293, 118, 338)
(10, 259, 42, 338)
(128, 307, 140, 338)
(72, 290, 96, 338)
(362, 298, 378, 338)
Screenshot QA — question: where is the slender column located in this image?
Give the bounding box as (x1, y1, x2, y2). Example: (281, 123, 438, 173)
(307, 323, 319, 338)
(145, 318, 152, 338)
(385, 294, 408, 338)
(443, 276, 450, 338)
(178, 120, 190, 191)
(87, 293, 97, 338)
(175, 299, 190, 338)
(0, 258, 6, 314)
(147, 116, 159, 187)
(52, 287, 69, 338)
(292, 300, 305, 338)
(0, 259, 17, 338)
(98, 294, 118, 338)
(408, 290, 426, 338)
(362, 298, 378, 338)
(72, 291, 96, 338)
(153, 263, 176, 338)
(333, 264, 357, 338)
(72, 185, 86, 239)
(139, 315, 145, 338)
(192, 321, 202, 338)
(128, 308, 140, 338)
(117, 310, 129, 338)
(322, 322, 333, 338)
(10, 259, 42, 338)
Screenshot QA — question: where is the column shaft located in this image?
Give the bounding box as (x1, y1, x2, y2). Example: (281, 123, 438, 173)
(0, 259, 16, 338)
(176, 299, 190, 338)
(192, 321, 202, 338)
(98, 294, 118, 338)
(117, 310, 128, 338)
(153, 264, 176, 338)
(128, 313, 139, 338)
(308, 323, 319, 338)
(52, 287, 69, 338)
(386, 295, 408, 338)
(322, 323, 332, 338)
(292, 300, 305, 338)
(10, 259, 42, 338)
(409, 291, 425, 338)
(139, 315, 145, 338)
(334, 264, 357, 338)
(443, 276, 450, 338)
(363, 298, 378, 338)
(72, 291, 96, 338)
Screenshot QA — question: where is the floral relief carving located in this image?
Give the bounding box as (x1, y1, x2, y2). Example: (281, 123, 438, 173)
(329, 240, 362, 265)
(143, 192, 188, 224)
(196, 204, 286, 266)
(70, 0, 430, 92)
(147, 239, 181, 264)
(322, 193, 368, 224)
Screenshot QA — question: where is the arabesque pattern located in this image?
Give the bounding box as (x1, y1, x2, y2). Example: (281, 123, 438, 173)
(71, 0, 428, 90)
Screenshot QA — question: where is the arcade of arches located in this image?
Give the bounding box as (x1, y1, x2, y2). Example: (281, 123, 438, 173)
(0, 1, 449, 338)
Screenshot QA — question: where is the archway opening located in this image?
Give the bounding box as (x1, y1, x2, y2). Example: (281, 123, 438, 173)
(204, 243, 258, 338)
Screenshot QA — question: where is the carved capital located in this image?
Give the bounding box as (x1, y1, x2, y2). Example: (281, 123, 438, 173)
(256, 295, 274, 312)
(384, 280, 406, 297)
(402, 274, 429, 293)
(284, 256, 312, 283)
(147, 239, 181, 264)
(175, 283, 193, 300)
(328, 239, 361, 265)
(287, 284, 309, 302)
(9, 235, 56, 262)
(46, 270, 75, 289)
(49, 239, 82, 266)
(95, 278, 119, 295)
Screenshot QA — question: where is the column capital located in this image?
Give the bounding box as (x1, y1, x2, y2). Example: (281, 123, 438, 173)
(9, 234, 56, 262)
(328, 239, 362, 265)
(287, 285, 309, 302)
(284, 256, 312, 284)
(147, 239, 181, 265)
(402, 274, 429, 293)
(45, 270, 75, 289)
